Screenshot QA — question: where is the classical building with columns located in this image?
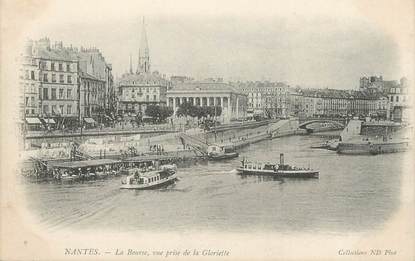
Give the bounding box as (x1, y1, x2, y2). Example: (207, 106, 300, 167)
(166, 82, 248, 123)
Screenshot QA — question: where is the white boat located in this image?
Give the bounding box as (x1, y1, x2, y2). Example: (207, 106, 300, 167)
(120, 164, 178, 189)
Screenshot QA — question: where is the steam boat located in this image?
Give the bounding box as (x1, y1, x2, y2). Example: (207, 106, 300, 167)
(120, 164, 178, 189)
(237, 153, 319, 178)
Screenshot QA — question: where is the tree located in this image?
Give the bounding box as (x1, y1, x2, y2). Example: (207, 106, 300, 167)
(206, 106, 222, 118)
(145, 105, 173, 123)
(176, 102, 194, 117)
(176, 102, 222, 120)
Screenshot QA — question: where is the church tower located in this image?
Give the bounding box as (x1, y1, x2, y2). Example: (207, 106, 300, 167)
(137, 17, 150, 74)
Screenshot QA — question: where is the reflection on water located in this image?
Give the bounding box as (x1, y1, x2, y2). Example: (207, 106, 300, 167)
(22, 135, 404, 233)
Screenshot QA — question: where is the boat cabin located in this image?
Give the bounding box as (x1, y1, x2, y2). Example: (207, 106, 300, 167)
(242, 160, 275, 171)
(50, 159, 122, 180)
(207, 144, 236, 155)
(136, 172, 161, 184)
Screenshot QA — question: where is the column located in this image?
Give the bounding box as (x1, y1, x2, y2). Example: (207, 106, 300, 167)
(236, 96, 239, 119)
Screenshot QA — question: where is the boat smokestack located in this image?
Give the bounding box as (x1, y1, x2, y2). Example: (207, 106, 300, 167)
(280, 153, 284, 165)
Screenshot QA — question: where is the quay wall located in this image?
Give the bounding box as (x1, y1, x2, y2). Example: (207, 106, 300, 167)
(21, 119, 304, 164)
(24, 130, 177, 149)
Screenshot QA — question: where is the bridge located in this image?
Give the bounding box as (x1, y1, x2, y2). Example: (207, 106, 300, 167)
(298, 119, 345, 131)
(298, 117, 348, 124)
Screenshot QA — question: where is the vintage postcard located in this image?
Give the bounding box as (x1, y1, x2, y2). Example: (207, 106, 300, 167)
(0, 0, 414, 260)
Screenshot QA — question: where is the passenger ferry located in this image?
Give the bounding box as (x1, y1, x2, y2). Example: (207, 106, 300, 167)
(120, 164, 177, 189)
(237, 153, 319, 178)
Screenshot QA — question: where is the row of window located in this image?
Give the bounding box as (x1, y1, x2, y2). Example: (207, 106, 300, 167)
(40, 87, 73, 100)
(40, 61, 72, 72)
(389, 88, 408, 94)
(241, 88, 287, 92)
(26, 109, 36, 115)
(125, 87, 159, 93)
(25, 96, 36, 107)
(389, 95, 408, 102)
(42, 104, 73, 115)
(43, 73, 73, 84)
(124, 94, 158, 102)
(24, 70, 36, 80)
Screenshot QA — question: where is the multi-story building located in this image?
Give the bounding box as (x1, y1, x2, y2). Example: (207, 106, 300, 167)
(232, 81, 289, 118)
(290, 88, 389, 119)
(20, 37, 114, 129)
(166, 82, 248, 123)
(76, 46, 114, 124)
(387, 77, 412, 122)
(19, 40, 42, 120)
(31, 38, 80, 127)
(79, 72, 106, 124)
(117, 20, 170, 115)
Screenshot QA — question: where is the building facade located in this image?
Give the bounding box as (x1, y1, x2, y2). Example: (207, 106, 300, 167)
(232, 81, 289, 118)
(79, 72, 106, 123)
(290, 88, 389, 119)
(387, 77, 412, 122)
(19, 37, 115, 128)
(166, 82, 248, 123)
(117, 19, 170, 116)
(19, 40, 42, 119)
(29, 38, 80, 127)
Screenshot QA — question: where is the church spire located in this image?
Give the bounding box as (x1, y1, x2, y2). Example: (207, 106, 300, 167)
(137, 17, 150, 73)
(129, 54, 133, 74)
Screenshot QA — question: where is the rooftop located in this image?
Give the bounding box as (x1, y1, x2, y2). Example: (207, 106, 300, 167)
(50, 159, 121, 169)
(169, 81, 243, 94)
(299, 88, 387, 100)
(118, 71, 169, 87)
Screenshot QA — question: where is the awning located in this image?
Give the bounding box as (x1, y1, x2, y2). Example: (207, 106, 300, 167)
(84, 118, 96, 124)
(26, 118, 42, 124)
(44, 118, 56, 124)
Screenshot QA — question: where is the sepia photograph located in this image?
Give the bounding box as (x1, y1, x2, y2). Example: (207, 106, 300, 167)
(0, 0, 414, 260)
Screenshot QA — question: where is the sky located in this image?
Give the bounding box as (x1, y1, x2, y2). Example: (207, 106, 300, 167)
(21, 0, 411, 90)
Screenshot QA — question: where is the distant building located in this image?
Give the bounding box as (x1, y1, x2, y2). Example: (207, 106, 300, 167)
(232, 81, 289, 118)
(387, 77, 412, 122)
(166, 82, 247, 123)
(290, 87, 389, 119)
(117, 19, 170, 115)
(359, 75, 384, 93)
(170, 75, 194, 85)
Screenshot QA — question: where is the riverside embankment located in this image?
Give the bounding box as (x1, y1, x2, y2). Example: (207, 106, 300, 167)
(21, 118, 336, 173)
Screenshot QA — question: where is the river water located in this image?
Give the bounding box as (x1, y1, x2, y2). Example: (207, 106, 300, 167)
(22, 135, 404, 233)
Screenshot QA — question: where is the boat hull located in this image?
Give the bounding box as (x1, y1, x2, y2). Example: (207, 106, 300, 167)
(120, 174, 177, 190)
(237, 168, 319, 178)
(208, 152, 239, 161)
